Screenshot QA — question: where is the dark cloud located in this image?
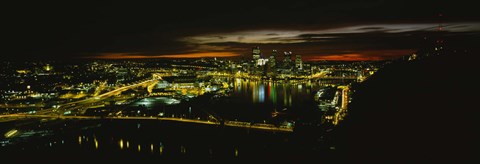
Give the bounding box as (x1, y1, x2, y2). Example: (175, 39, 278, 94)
(356, 27, 387, 32)
(198, 29, 479, 60)
(266, 33, 279, 36)
(2, 0, 479, 60)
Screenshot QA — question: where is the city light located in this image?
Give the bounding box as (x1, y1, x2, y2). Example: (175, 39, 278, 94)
(94, 137, 99, 149)
(119, 139, 124, 150)
(4, 129, 18, 138)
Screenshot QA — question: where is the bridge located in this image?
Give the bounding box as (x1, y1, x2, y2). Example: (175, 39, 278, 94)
(0, 114, 293, 132)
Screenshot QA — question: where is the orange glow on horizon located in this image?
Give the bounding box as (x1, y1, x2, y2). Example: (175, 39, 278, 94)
(93, 52, 240, 59)
(304, 49, 415, 61)
(304, 54, 383, 61)
(91, 49, 413, 61)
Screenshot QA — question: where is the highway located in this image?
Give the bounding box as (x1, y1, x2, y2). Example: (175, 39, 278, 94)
(309, 71, 328, 79)
(0, 104, 44, 108)
(35, 78, 160, 115)
(1, 79, 158, 112)
(95, 79, 159, 99)
(333, 86, 349, 125)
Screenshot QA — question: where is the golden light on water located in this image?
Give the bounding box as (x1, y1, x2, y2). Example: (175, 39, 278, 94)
(119, 139, 124, 149)
(94, 138, 98, 149)
(180, 146, 186, 154)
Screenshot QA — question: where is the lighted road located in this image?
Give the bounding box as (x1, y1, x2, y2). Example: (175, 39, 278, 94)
(1, 79, 158, 111)
(225, 122, 293, 132)
(310, 71, 328, 79)
(0, 114, 293, 132)
(333, 86, 349, 125)
(0, 104, 44, 108)
(95, 79, 159, 99)
(34, 78, 160, 115)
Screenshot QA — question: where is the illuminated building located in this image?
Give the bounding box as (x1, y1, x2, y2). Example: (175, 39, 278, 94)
(252, 46, 261, 61)
(295, 55, 303, 70)
(281, 51, 293, 68)
(283, 51, 292, 63)
(43, 64, 53, 71)
(256, 58, 268, 66)
(269, 50, 277, 68)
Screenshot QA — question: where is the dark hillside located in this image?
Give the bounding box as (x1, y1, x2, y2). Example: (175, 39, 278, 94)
(334, 51, 479, 162)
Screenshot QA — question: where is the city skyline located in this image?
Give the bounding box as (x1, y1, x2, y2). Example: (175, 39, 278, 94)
(3, 0, 480, 61)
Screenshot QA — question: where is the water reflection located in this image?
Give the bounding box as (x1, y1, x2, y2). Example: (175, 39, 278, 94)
(119, 139, 124, 149)
(180, 146, 186, 154)
(234, 147, 239, 157)
(75, 135, 171, 155)
(232, 78, 319, 108)
(1, 119, 303, 161)
(94, 136, 98, 149)
(258, 84, 265, 103)
(159, 145, 164, 155)
(120, 78, 323, 123)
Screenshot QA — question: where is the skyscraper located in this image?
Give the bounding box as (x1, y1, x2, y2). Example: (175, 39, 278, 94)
(252, 47, 261, 60)
(283, 51, 292, 63)
(295, 55, 303, 70)
(282, 51, 293, 68)
(269, 50, 277, 67)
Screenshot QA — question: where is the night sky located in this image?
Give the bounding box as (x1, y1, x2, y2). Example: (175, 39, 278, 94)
(3, 0, 480, 61)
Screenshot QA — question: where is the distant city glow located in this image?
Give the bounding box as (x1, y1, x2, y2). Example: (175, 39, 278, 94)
(306, 54, 383, 61)
(91, 47, 415, 61)
(93, 52, 240, 59)
(304, 49, 415, 61)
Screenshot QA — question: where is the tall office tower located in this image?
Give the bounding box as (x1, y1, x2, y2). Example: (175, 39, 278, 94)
(271, 49, 277, 59)
(269, 50, 277, 67)
(252, 46, 261, 60)
(283, 51, 292, 63)
(295, 55, 303, 70)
